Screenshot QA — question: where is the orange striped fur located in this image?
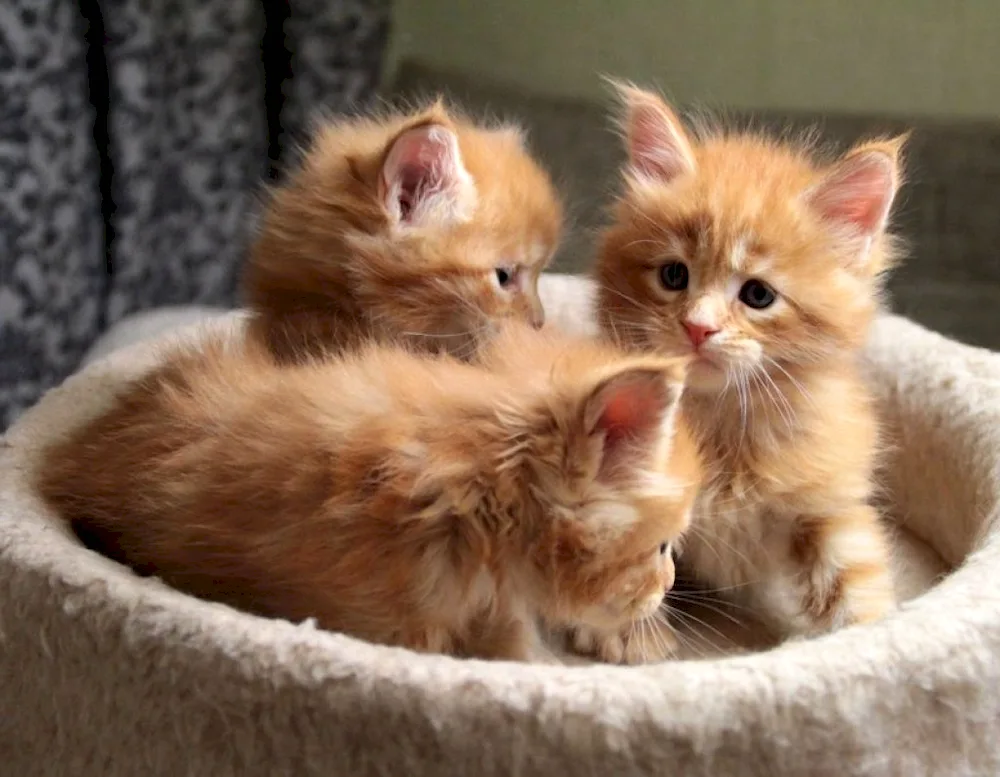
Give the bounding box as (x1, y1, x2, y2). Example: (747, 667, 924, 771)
(38, 324, 700, 663)
(591, 83, 902, 648)
(244, 100, 563, 362)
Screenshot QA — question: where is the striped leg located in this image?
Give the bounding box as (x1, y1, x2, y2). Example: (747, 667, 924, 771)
(788, 503, 896, 632)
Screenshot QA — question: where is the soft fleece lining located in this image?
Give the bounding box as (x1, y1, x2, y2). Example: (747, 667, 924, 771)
(1, 275, 997, 776)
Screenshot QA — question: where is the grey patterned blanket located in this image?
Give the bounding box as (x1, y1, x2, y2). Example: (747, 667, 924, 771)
(0, 0, 390, 428)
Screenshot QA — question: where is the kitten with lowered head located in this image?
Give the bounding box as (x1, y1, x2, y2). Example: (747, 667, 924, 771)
(245, 100, 563, 361)
(38, 323, 700, 663)
(592, 83, 905, 654)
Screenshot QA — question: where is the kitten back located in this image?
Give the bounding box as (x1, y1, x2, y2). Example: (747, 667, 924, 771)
(39, 324, 699, 658)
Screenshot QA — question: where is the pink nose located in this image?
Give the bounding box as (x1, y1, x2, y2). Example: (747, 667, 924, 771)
(684, 322, 719, 348)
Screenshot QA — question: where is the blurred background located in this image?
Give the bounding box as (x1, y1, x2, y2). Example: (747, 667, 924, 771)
(1, 1, 998, 427)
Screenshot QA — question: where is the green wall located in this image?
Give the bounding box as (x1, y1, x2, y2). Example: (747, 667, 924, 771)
(387, 0, 1000, 119)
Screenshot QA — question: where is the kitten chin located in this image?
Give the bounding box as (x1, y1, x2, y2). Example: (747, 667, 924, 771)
(38, 324, 700, 664)
(244, 99, 563, 363)
(593, 82, 905, 647)
(684, 359, 730, 393)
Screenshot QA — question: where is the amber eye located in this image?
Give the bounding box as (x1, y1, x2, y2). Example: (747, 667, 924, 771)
(738, 279, 777, 309)
(659, 261, 689, 291)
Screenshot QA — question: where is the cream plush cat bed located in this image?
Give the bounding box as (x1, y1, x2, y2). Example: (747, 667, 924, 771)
(2, 275, 998, 777)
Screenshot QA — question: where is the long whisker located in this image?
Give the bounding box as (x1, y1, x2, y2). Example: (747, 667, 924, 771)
(670, 605, 736, 648)
(761, 367, 796, 430)
(667, 592, 745, 628)
(667, 609, 716, 657)
(649, 613, 675, 661)
(664, 612, 705, 659)
(399, 328, 486, 340)
(764, 355, 817, 409)
(600, 284, 666, 321)
(683, 520, 759, 575)
(750, 365, 794, 431)
(668, 588, 756, 612)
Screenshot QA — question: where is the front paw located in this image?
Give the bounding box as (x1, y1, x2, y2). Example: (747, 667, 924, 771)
(572, 622, 677, 665)
(791, 509, 897, 633)
(572, 626, 627, 664)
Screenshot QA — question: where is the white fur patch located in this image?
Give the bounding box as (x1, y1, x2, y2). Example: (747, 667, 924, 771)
(825, 524, 888, 569)
(729, 237, 750, 272)
(527, 241, 549, 266)
(685, 294, 725, 331)
(582, 501, 641, 539)
(638, 469, 687, 504)
(384, 125, 478, 228)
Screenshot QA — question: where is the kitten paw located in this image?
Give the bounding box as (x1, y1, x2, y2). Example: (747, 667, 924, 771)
(791, 508, 897, 633)
(572, 622, 677, 665)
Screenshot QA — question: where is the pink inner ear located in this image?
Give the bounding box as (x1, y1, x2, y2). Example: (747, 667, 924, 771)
(626, 100, 694, 184)
(810, 151, 896, 237)
(381, 123, 462, 223)
(590, 370, 679, 478)
(597, 382, 661, 445)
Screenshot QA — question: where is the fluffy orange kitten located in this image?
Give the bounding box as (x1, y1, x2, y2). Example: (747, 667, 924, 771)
(244, 100, 563, 361)
(38, 324, 699, 663)
(593, 84, 905, 650)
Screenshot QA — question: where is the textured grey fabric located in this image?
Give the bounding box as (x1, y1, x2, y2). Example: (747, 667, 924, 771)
(101, 0, 269, 323)
(0, 1, 104, 429)
(281, 0, 391, 149)
(0, 278, 996, 776)
(0, 1, 392, 429)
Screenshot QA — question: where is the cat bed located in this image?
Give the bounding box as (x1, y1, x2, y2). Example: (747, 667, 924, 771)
(1, 275, 998, 776)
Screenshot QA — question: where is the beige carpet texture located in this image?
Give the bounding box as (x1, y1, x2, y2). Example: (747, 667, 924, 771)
(1, 275, 998, 776)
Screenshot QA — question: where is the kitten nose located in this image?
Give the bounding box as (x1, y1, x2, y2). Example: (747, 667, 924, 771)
(663, 563, 675, 593)
(683, 321, 719, 348)
(529, 306, 545, 330)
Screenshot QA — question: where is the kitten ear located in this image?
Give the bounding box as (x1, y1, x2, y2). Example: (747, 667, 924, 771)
(379, 121, 476, 227)
(611, 80, 696, 184)
(807, 136, 906, 249)
(581, 362, 685, 482)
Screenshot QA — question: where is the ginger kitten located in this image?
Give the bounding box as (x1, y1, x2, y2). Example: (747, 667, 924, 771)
(244, 100, 563, 362)
(39, 324, 700, 663)
(593, 84, 905, 651)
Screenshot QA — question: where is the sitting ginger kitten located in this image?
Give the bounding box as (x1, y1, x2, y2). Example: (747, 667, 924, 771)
(245, 100, 563, 361)
(39, 324, 700, 663)
(590, 83, 904, 657)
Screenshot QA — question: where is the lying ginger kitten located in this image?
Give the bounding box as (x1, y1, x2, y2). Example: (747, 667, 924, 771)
(39, 324, 700, 662)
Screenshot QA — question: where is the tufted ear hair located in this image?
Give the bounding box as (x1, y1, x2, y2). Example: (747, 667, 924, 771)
(579, 360, 685, 484)
(379, 120, 476, 226)
(609, 79, 696, 185)
(806, 135, 907, 264)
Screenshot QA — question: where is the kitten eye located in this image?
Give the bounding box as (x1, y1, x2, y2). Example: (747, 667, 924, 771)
(659, 542, 670, 556)
(659, 261, 689, 291)
(494, 266, 516, 289)
(738, 279, 777, 309)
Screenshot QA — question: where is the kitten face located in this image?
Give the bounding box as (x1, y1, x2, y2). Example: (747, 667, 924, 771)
(595, 85, 904, 393)
(556, 518, 679, 631)
(359, 114, 559, 353)
(247, 101, 562, 359)
(478, 326, 700, 632)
